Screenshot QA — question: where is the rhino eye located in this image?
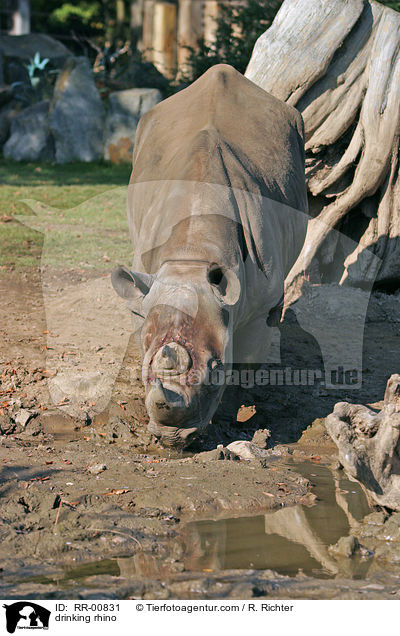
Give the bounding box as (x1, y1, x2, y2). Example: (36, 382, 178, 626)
(207, 266, 224, 287)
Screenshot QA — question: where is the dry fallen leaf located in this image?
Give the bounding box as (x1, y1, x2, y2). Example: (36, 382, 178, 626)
(29, 476, 50, 483)
(262, 492, 275, 498)
(63, 500, 80, 508)
(55, 398, 69, 406)
(236, 404, 256, 422)
(40, 369, 57, 378)
(104, 488, 131, 496)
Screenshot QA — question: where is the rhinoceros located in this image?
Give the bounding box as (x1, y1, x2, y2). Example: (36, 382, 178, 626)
(112, 64, 308, 447)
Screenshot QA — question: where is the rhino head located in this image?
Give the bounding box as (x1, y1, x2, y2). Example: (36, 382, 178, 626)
(112, 259, 240, 447)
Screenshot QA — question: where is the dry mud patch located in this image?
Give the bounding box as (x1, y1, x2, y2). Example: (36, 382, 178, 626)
(1, 269, 400, 599)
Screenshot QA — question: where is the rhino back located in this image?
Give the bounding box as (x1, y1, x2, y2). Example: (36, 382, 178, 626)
(130, 64, 307, 213)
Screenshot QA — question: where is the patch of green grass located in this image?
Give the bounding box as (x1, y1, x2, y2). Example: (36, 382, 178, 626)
(0, 159, 132, 270)
(0, 158, 131, 188)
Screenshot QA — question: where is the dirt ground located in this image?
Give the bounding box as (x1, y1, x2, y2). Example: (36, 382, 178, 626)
(1, 267, 400, 599)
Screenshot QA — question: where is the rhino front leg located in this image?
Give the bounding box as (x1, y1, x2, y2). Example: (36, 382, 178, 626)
(233, 318, 275, 365)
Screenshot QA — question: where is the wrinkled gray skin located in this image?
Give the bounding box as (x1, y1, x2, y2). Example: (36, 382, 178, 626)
(112, 65, 308, 447)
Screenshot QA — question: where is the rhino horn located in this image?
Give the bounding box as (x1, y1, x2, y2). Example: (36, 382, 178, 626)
(152, 342, 191, 375)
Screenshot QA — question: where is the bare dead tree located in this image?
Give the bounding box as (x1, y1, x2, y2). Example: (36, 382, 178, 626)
(246, 0, 400, 290)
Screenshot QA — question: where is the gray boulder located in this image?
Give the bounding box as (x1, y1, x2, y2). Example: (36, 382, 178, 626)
(0, 33, 72, 66)
(0, 86, 13, 107)
(0, 100, 22, 146)
(226, 440, 270, 460)
(0, 34, 72, 89)
(104, 88, 161, 163)
(3, 100, 54, 161)
(50, 57, 105, 163)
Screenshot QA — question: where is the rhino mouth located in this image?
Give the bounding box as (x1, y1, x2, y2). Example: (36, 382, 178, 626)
(143, 340, 222, 447)
(145, 377, 192, 424)
(148, 419, 202, 448)
(145, 372, 213, 447)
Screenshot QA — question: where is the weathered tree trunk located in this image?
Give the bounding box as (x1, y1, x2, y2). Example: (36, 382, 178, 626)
(203, 0, 220, 46)
(152, 1, 177, 77)
(246, 0, 400, 290)
(130, 0, 145, 49)
(9, 0, 30, 35)
(115, 0, 126, 43)
(177, 0, 203, 71)
(142, 0, 156, 56)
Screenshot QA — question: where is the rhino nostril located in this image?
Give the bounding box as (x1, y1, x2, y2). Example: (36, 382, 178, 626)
(149, 378, 186, 413)
(208, 357, 222, 371)
(163, 387, 185, 406)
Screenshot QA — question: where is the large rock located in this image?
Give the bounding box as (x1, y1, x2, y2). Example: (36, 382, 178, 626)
(0, 100, 23, 146)
(50, 57, 105, 163)
(0, 86, 13, 107)
(104, 88, 161, 163)
(227, 440, 270, 460)
(0, 33, 72, 65)
(0, 34, 72, 89)
(3, 100, 54, 161)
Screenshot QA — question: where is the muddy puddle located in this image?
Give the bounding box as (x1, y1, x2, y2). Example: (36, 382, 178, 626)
(183, 462, 372, 579)
(2, 269, 400, 599)
(9, 461, 376, 594)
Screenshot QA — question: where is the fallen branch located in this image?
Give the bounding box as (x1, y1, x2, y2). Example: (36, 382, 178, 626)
(326, 374, 400, 510)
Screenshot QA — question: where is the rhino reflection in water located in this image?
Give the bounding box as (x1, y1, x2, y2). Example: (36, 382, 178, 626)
(112, 64, 308, 447)
(116, 467, 372, 579)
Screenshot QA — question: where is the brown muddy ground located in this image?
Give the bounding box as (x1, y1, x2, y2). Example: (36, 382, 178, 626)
(1, 267, 400, 599)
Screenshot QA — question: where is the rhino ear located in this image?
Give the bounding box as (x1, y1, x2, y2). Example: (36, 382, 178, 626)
(112, 266, 154, 299)
(207, 265, 240, 306)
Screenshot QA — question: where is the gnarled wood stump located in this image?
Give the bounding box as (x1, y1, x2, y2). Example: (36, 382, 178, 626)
(326, 375, 400, 511)
(246, 0, 400, 290)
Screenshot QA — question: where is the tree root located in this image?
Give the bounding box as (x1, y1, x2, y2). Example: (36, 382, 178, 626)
(326, 374, 400, 511)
